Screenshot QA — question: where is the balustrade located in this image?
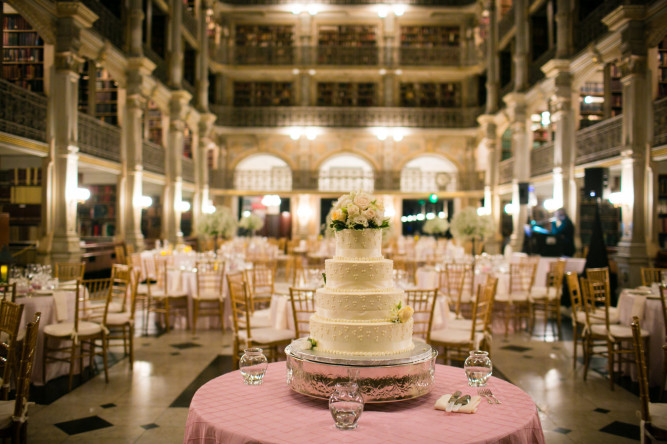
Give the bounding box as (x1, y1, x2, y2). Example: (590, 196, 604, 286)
(0, 79, 47, 142)
(499, 158, 514, 185)
(234, 169, 292, 191)
(182, 157, 195, 183)
(78, 113, 121, 163)
(573, 0, 621, 54)
(81, 0, 124, 50)
(144, 46, 168, 84)
(142, 141, 165, 175)
(530, 141, 554, 177)
(575, 115, 622, 165)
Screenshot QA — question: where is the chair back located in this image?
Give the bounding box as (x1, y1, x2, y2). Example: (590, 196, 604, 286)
(404, 289, 438, 341)
(641, 267, 667, 286)
(444, 263, 473, 315)
(289, 288, 316, 338)
(245, 266, 275, 308)
(129, 253, 146, 281)
(55, 262, 85, 281)
(80, 278, 112, 327)
(586, 267, 610, 305)
(509, 262, 537, 296)
(195, 261, 226, 300)
(227, 277, 251, 341)
(631, 316, 650, 422)
(114, 243, 127, 265)
(111, 264, 133, 313)
(393, 256, 417, 284)
(579, 277, 595, 328)
(471, 276, 498, 338)
(543, 270, 562, 300)
(0, 301, 24, 399)
(295, 264, 324, 288)
(145, 255, 178, 296)
(13, 312, 40, 423)
(565, 272, 582, 315)
(0, 283, 16, 303)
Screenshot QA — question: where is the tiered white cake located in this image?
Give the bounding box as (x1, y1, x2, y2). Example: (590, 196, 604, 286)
(309, 229, 414, 355)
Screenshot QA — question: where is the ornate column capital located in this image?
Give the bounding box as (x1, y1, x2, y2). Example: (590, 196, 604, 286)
(198, 113, 217, 138)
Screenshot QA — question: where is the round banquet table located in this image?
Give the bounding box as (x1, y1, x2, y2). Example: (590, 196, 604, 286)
(184, 362, 545, 444)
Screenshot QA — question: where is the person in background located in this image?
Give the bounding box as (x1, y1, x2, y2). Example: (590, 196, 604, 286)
(552, 208, 575, 257)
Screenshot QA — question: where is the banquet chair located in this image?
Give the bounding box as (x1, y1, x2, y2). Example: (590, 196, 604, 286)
(244, 266, 276, 311)
(495, 262, 536, 337)
(529, 259, 566, 339)
(145, 255, 189, 332)
(0, 301, 24, 399)
(114, 243, 127, 265)
(228, 279, 293, 369)
(192, 261, 226, 335)
(128, 253, 150, 335)
(582, 277, 649, 390)
(404, 288, 438, 342)
(105, 265, 138, 370)
(54, 262, 85, 282)
(642, 268, 667, 286)
(586, 267, 619, 324)
(429, 277, 497, 364)
(294, 264, 325, 289)
(632, 316, 667, 443)
(445, 274, 498, 333)
(43, 279, 110, 391)
(289, 288, 316, 339)
(0, 312, 40, 444)
(393, 256, 417, 285)
(443, 263, 474, 317)
(227, 272, 271, 329)
(566, 273, 603, 369)
(108, 264, 133, 313)
(0, 283, 16, 303)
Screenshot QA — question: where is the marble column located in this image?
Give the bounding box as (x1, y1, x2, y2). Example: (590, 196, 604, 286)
(194, 113, 216, 233)
(504, 93, 530, 253)
(484, 0, 498, 113)
(513, 0, 528, 92)
(42, 3, 96, 262)
(608, 9, 652, 288)
(478, 114, 500, 253)
(168, 0, 183, 90)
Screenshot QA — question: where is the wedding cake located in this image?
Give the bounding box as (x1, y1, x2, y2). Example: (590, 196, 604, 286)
(308, 192, 415, 356)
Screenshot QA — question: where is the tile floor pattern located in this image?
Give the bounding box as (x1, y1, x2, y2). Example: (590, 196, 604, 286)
(26, 318, 648, 443)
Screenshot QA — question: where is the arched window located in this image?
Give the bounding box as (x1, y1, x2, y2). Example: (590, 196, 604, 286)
(318, 154, 374, 192)
(234, 154, 292, 191)
(400, 155, 457, 193)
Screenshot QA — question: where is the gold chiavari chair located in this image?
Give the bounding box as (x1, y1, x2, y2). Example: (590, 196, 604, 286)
(192, 260, 226, 334)
(566, 272, 601, 369)
(244, 265, 276, 311)
(495, 262, 536, 336)
(444, 262, 474, 317)
(289, 288, 316, 339)
(0, 283, 16, 303)
(642, 268, 667, 286)
(445, 274, 498, 334)
(393, 256, 417, 286)
(0, 301, 23, 399)
(404, 288, 438, 342)
(529, 259, 566, 339)
(0, 312, 40, 443)
(114, 243, 127, 265)
(128, 252, 150, 334)
(105, 265, 138, 369)
(145, 255, 189, 332)
(54, 262, 85, 282)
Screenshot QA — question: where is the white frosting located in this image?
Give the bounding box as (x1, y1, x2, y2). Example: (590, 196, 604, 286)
(315, 288, 404, 321)
(334, 229, 382, 258)
(309, 315, 414, 355)
(325, 259, 393, 290)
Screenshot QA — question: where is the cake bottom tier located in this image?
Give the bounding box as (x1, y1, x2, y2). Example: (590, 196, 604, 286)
(309, 315, 414, 356)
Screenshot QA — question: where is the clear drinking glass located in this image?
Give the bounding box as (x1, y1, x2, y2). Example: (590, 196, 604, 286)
(464, 350, 493, 387)
(239, 348, 268, 385)
(329, 382, 364, 430)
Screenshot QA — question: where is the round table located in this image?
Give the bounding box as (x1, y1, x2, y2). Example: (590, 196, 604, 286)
(184, 362, 544, 444)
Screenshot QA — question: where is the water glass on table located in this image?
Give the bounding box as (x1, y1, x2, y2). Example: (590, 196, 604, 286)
(329, 382, 364, 430)
(464, 350, 493, 387)
(239, 348, 268, 385)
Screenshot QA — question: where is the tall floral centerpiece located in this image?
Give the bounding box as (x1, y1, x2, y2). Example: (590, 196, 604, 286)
(449, 207, 495, 257)
(329, 191, 390, 231)
(196, 206, 237, 246)
(239, 213, 264, 237)
(422, 217, 450, 238)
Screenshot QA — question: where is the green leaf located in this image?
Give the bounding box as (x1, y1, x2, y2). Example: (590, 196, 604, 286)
(322, 273, 326, 284)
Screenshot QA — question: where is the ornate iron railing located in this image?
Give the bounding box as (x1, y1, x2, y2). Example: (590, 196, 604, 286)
(182, 157, 194, 183)
(498, 6, 514, 41)
(144, 46, 168, 84)
(142, 140, 165, 175)
(78, 113, 121, 163)
(530, 141, 554, 177)
(575, 114, 623, 165)
(234, 168, 292, 191)
(81, 0, 124, 50)
(182, 8, 198, 38)
(654, 97, 667, 147)
(0, 79, 47, 142)
(211, 106, 482, 128)
(573, 0, 622, 54)
(499, 158, 514, 185)
(319, 169, 374, 192)
(396, 46, 462, 66)
(219, 0, 476, 5)
(529, 47, 556, 86)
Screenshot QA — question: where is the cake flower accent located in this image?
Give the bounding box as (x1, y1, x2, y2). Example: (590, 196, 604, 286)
(330, 191, 390, 231)
(306, 338, 317, 350)
(390, 301, 413, 323)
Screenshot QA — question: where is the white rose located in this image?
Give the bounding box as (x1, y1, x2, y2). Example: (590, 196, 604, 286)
(373, 214, 385, 226)
(349, 215, 369, 228)
(374, 200, 385, 212)
(336, 196, 353, 210)
(347, 204, 361, 217)
(353, 192, 372, 209)
(363, 207, 376, 221)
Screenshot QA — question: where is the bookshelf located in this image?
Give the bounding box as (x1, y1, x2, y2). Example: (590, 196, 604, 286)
(145, 100, 163, 145)
(316, 82, 376, 107)
(579, 81, 603, 128)
(609, 63, 623, 117)
(579, 192, 621, 248)
(78, 185, 116, 237)
(233, 82, 293, 107)
(1, 12, 44, 93)
(399, 82, 461, 107)
(0, 168, 42, 241)
(141, 194, 162, 240)
(399, 26, 460, 47)
(658, 175, 667, 249)
(235, 24, 293, 47)
(318, 25, 377, 47)
(659, 38, 667, 98)
(78, 62, 119, 126)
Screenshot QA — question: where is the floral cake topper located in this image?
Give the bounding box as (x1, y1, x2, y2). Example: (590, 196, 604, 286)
(330, 191, 390, 231)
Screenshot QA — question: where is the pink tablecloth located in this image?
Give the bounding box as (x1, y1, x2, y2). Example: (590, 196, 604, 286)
(184, 362, 544, 444)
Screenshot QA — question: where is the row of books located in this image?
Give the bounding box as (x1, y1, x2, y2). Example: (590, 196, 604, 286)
(2, 15, 33, 31)
(2, 64, 43, 78)
(581, 82, 603, 94)
(2, 47, 43, 62)
(0, 168, 42, 186)
(2, 32, 42, 46)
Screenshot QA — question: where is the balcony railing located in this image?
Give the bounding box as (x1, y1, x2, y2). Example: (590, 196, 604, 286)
(211, 106, 482, 128)
(144, 46, 168, 85)
(78, 113, 121, 163)
(143, 140, 165, 175)
(499, 158, 514, 185)
(217, 45, 467, 67)
(182, 157, 195, 183)
(182, 8, 198, 38)
(575, 114, 623, 165)
(0, 79, 47, 142)
(529, 47, 556, 86)
(81, 0, 124, 50)
(219, 0, 476, 5)
(655, 97, 667, 147)
(234, 169, 292, 191)
(573, 0, 622, 54)
(530, 141, 554, 177)
(498, 6, 514, 41)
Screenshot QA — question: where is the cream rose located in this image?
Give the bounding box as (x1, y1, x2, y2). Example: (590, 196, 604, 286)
(331, 209, 345, 221)
(363, 207, 377, 221)
(335, 196, 352, 210)
(349, 215, 369, 228)
(374, 200, 385, 212)
(347, 204, 361, 217)
(353, 192, 372, 209)
(398, 306, 414, 323)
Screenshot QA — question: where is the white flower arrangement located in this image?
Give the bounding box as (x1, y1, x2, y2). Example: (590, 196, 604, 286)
(329, 191, 390, 231)
(238, 213, 264, 233)
(196, 206, 237, 239)
(449, 207, 495, 241)
(422, 217, 450, 236)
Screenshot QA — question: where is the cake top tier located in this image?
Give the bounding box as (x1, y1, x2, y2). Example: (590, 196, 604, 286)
(335, 229, 382, 258)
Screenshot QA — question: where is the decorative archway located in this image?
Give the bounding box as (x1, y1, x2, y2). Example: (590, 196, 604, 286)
(318, 153, 374, 192)
(234, 154, 292, 191)
(400, 155, 458, 193)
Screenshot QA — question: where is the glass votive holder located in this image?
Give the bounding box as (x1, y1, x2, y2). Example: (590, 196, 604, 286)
(329, 382, 364, 430)
(464, 350, 493, 387)
(239, 348, 268, 385)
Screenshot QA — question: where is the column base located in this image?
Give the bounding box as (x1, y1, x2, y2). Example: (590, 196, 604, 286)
(49, 233, 83, 263)
(124, 232, 145, 253)
(615, 240, 649, 288)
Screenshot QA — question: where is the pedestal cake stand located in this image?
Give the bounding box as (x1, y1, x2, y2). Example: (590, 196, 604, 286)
(285, 339, 437, 403)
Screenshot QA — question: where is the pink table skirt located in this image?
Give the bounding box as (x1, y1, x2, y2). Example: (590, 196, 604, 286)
(184, 362, 544, 444)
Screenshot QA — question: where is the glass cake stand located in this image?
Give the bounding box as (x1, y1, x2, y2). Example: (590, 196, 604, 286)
(285, 339, 437, 403)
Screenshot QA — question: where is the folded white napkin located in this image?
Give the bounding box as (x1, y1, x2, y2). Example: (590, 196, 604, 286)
(53, 291, 69, 322)
(434, 394, 482, 414)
